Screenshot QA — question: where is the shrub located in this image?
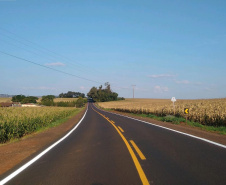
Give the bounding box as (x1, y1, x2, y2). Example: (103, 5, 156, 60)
(76, 97, 84, 108)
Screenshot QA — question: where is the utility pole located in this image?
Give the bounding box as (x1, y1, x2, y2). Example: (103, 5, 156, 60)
(132, 85, 136, 98)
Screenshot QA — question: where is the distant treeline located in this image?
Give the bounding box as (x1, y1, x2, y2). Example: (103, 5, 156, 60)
(11, 94, 86, 107)
(12, 95, 38, 103)
(87, 82, 125, 102)
(59, 91, 85, 98)
(41, 95, 86, 108)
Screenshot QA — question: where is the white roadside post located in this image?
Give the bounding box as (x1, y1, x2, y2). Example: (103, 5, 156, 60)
(171, 97, 176, 115)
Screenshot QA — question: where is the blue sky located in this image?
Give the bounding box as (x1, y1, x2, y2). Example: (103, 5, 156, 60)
(0, 0, 225, 99)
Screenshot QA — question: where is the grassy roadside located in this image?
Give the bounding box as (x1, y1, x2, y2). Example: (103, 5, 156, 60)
(96, 104, 226, 135)
(0, 107, 85, 145)
(131, 113, 226, 135)
(34, 107, 84, 133)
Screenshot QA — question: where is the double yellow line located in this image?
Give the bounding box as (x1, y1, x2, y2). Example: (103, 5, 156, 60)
(92, 107, 150, 185)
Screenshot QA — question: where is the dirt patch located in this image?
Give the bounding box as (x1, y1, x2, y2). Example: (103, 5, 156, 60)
(106, 109, 226, 146)
(0, 107, 86, 176)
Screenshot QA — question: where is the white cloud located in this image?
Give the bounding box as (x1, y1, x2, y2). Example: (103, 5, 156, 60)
(154, 86, 169, 93)
(147, 74, 176, 78)
(45, 62, 65, 66)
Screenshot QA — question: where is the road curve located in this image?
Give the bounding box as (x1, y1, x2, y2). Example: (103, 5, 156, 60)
(1, 103, 226, 185)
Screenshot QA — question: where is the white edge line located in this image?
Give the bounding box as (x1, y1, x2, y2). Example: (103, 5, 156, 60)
(94, 105, 226, 149)
(0, 106, 88, 185)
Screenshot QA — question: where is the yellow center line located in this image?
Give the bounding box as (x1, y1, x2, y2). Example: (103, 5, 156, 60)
(130, 140, 146, 160)
(92, 107, 150, 185)
(118, 126, 124, 132)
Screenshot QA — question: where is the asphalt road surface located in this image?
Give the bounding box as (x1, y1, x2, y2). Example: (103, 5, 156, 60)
(1, 103, 226, 185)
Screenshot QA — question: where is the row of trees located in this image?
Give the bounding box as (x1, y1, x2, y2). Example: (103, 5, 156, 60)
(41, 95, 85, 108)
(11, 84, 122, 106)
(11, 94, 85, 107)
(12, 95, 38, 104)
(87, 82, 121, 102)
(59, 91, 85, 98)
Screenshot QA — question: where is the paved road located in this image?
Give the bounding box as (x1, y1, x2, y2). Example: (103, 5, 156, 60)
(1, 103, 226, 185)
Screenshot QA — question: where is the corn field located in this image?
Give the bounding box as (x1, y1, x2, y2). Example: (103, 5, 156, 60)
(98, 98, 226, 127)
(0, 97, 79, 103)
(37, 98, 79, 103)
(0, 107, 77, 143)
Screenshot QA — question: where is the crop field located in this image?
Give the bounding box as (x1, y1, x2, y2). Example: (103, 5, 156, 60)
(98, 98, 226, 127)
(0, 98, 11, 103)
(0, 97, 79, 103)
(54, 98, 78, 102)
(0, 107, 79, 143)
(37, 98, 78, 102)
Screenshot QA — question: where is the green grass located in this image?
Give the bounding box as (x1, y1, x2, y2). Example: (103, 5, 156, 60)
(130, 113, 226, 135)
(185, 121, 226, 135)
(131, 113, 184, 125)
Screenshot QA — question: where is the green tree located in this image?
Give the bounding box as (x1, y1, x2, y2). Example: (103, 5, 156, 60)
(59, 93, 64, 98)
(76, 97, 84, 108)
(76, 92, 85, 98)
(87, 82, 120, 102)
(12, 95, 26, 102)
(58, 91, 85, 98)
(21, 96, 38, 104)
(41, 95, 55, 106)
(87, 87, 98, 101)
(105, 82, 111, 93)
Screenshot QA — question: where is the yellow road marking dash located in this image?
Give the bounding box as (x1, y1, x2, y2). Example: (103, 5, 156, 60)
(92, 107, 149, 185)
(130, 140, 146, 160)
(118, 126, 124, 132)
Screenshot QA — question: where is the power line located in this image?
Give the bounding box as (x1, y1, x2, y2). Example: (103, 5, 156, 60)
(0, 31, 88, 73)
(1, 50, 132, 95)
(0, 38, 85, 73)
(0, 28, 133, 92)
(0, 27, 102, 74)
(0, 50, 102, 84)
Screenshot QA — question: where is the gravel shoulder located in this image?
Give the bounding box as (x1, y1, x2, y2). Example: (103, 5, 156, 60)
(0, 107, 86, 176)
